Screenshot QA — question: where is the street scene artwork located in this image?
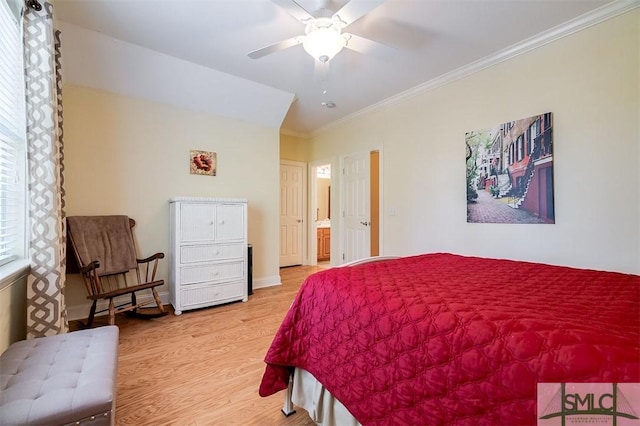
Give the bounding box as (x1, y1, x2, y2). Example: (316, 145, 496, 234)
(466, 112, 555, 224)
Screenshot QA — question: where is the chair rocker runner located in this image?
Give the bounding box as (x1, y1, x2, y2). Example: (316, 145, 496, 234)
(67, 215, 167, 327)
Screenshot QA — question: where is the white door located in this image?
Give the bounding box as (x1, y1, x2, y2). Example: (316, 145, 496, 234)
(280, 161, 305, 267)
(342, 151, 370, 263)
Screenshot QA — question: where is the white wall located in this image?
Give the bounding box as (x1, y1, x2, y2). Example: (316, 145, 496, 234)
(59, 22, 294, 130)
(63, 85, 282, 315)
(309, 10, 639, 274)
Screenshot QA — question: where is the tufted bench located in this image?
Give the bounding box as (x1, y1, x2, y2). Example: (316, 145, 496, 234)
(0, 326, 119, 425)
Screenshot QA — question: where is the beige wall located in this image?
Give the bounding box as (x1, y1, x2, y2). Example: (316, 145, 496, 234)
(309, 10, 639, 274)
(280, 133, 309, 162)
(0, 274, 27, 353)
(63, 85, 282, 318)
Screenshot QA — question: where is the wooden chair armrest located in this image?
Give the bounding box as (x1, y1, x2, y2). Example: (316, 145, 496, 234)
(87, 280, 164, 300)
(79, 260, 101, 274)
(136, 252, 164, 282)
(137, 252, 165, 264)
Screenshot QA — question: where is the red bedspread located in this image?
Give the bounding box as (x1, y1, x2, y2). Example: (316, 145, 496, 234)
(259, 253, 640, 425)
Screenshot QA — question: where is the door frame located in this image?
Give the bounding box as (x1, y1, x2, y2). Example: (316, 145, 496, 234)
(308, 158, 334, 266)
(279, 159, 307, 267)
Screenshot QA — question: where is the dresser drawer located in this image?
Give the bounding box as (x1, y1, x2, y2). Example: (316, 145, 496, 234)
(179, 280, 245, 308)
(180, 261, 245, 285)
(180, 243, 244, 264)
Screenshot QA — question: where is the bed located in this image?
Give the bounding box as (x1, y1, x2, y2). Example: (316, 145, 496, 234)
(259, 253, 640, 425)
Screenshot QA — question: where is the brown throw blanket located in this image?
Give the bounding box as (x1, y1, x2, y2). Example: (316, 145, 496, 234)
(67, 216, 138, 276)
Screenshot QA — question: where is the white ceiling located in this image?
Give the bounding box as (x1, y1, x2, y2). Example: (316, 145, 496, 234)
(53, 0, 616, 136)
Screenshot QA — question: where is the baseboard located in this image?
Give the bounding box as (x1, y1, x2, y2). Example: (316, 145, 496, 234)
(66, 290, 171, 321)
(253, 275, 281, 289)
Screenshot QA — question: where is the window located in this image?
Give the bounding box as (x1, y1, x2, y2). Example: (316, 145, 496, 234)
(516, 135, 524, 162)
(0, 0, 27, 272)
(529, 122, 538, 153)
(543, 112, 552, 130)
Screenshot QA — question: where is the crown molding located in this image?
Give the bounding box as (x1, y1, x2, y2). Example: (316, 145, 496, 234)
(312, 0, 639, 137)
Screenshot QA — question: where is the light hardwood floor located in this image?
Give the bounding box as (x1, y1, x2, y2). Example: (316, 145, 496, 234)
(71, 265, 324, 426)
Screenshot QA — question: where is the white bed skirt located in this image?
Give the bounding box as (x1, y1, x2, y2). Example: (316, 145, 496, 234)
(291, 368, 361, 426)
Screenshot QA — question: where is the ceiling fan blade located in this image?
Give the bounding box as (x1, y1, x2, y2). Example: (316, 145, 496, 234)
(248, 36, 304, 59)
(333, 0, 386, 27)
(343, 33, 388, 54)
(271, 0, 314, 23)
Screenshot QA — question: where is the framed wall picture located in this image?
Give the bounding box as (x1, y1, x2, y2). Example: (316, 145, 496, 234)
(466, 112, 554, 224)
(190, 150, 217, 176)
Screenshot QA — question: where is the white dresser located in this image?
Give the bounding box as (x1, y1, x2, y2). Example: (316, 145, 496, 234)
(169, 197, 248, 315)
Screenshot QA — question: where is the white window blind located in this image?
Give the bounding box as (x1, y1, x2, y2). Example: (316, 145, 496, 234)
(0, 0, 26, 268)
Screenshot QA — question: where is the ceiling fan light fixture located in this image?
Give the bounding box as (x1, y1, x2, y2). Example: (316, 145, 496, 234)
(302, 17, 347, 62)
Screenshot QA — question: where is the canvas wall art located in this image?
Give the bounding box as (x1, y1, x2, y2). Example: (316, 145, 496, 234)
(190, 150, 216, 176)
(466, 112, 555, 224)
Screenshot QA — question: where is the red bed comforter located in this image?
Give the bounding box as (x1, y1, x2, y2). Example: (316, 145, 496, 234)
(259, 253, 640, 425)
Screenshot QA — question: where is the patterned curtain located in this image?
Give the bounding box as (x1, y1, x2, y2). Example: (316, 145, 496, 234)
(24, 0, 68, 338)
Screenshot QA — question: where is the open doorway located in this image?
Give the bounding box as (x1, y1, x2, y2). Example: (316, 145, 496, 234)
(370, 150, 380, 257)
(310, 150, 380, 266)
(316, 164, 331, 264)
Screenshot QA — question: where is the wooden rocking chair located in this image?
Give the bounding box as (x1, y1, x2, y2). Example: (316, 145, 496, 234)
(67, 215, 167, 327)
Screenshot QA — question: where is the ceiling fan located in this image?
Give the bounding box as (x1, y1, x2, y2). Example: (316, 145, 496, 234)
(248, 0, 387, 64)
